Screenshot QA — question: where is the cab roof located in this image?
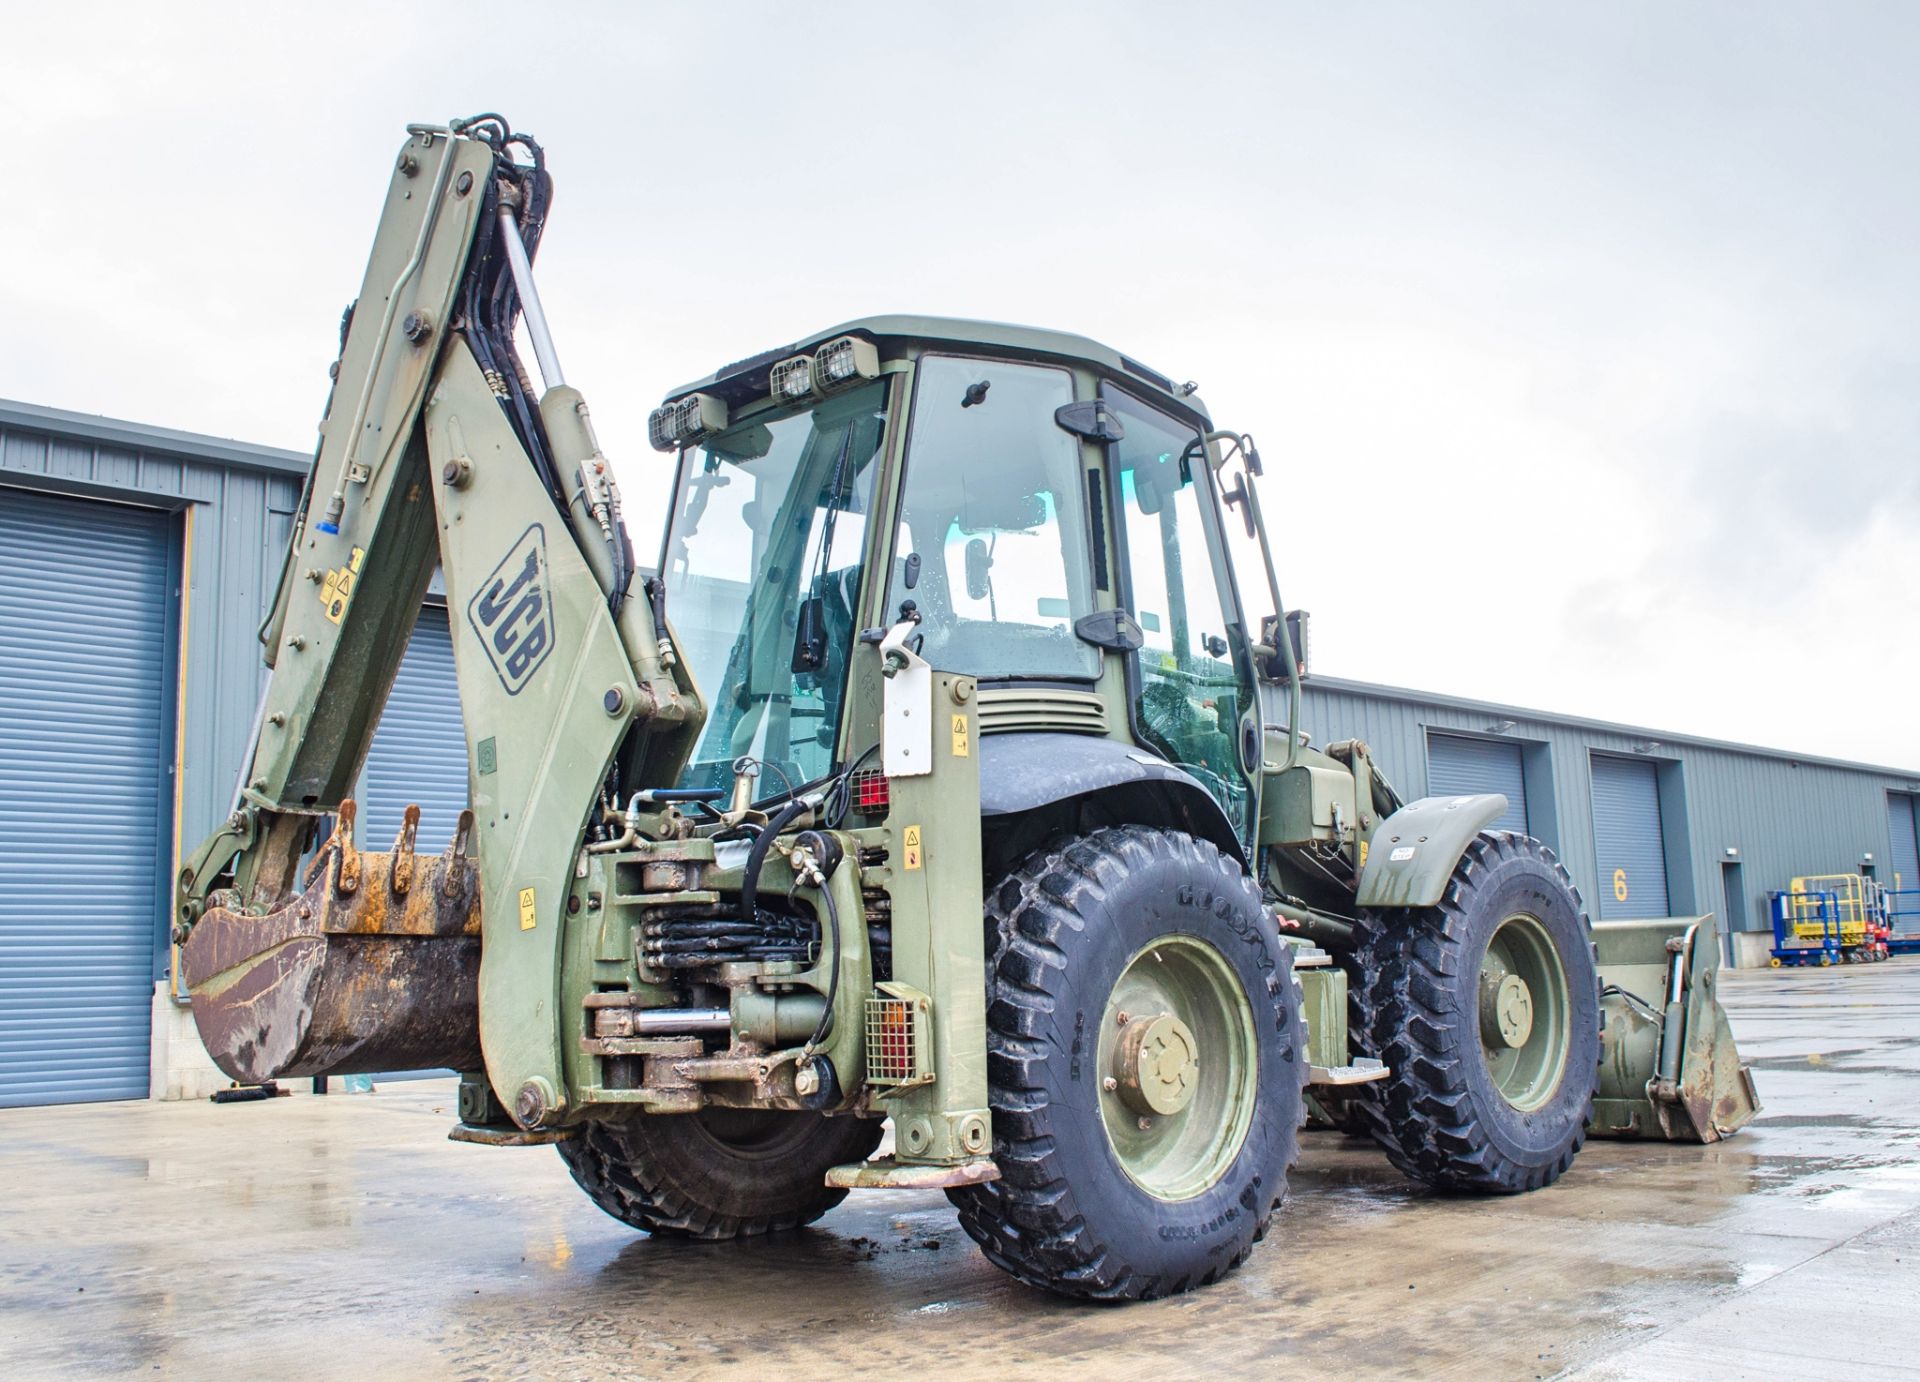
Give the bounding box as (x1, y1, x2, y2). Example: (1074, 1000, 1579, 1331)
(664, 314, 1212, 426)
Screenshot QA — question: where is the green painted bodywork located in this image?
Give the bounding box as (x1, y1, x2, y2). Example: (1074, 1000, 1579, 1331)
(1354, 793, 1510, 908)
(1590, 915, 1761, 1141)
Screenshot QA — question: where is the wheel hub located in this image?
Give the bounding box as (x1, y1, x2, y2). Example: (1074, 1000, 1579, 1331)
(1481, 972, 1534, 1049)
(1113, 1012, 1200, 1116)
(1097, 935, 1257, 1201)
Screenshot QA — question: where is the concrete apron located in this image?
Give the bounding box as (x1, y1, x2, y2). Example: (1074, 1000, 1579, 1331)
(2, 962, 1916, 1380)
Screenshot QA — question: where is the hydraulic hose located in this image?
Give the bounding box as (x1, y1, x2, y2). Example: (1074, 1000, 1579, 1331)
(739, 798, 810, 929)
(793, 829, 844, 1055)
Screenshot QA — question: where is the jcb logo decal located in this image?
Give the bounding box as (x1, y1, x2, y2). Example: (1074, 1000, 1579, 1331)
(468, 524, 554, 695)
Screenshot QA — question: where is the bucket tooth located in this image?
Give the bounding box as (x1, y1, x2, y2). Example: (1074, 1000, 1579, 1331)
(334, 797, 361, 895)
(442, 808, 474, 896)
(391, 804, 420, 895)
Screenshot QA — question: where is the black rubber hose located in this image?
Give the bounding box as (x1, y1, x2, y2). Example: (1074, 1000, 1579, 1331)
(739, 798, 809, 928)
(794, 828, 844, 1055)
(805, 878, 841, 1052)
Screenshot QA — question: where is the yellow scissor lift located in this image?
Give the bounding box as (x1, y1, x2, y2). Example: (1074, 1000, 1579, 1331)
(1769, 874, 1894, 966)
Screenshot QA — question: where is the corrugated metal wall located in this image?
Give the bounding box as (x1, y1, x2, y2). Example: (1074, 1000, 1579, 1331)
(1304, 677, 1920, 933)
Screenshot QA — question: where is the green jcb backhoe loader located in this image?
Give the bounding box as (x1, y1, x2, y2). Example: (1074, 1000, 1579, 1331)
(173, 117, 1758, 1301)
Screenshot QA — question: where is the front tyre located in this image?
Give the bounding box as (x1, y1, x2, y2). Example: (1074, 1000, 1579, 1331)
(1349, 831, 1599, 1193)
(950, 826, 1307, 1300)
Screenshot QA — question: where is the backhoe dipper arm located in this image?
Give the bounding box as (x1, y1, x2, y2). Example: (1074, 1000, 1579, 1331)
(175, 120, 700, 1121)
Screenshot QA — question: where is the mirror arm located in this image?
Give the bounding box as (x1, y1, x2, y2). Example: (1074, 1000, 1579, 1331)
(1203, 428, 1300, 774)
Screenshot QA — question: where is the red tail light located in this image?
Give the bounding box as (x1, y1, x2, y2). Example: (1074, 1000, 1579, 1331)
(852, 770, 890, 812)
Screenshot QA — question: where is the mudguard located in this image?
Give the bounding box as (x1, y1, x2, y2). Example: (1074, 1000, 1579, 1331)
(978, 732, 1244, 863)
(1355, 794, 1509, 908)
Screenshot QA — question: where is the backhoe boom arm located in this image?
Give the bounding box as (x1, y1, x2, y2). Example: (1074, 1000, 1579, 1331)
(175, 120, 700, 1120)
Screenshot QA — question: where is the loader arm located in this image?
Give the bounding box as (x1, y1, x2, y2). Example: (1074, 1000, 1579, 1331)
(174, 119, 700, 1122)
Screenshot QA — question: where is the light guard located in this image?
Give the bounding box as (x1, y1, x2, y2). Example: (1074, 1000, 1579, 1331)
(815, 335, 879, 388)
(769, 355, 816, 404)
(648, 392, 730, 452)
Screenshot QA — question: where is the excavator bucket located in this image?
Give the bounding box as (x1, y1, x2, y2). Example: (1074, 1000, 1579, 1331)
(180, 801, 484, 1084)
(1589, 914, 1760, 1141)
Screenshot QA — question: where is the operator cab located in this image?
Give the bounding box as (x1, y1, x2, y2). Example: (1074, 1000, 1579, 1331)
(651, 317, 1286, 846)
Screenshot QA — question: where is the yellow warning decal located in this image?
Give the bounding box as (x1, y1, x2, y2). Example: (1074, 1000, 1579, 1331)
(1358, 839, 1368, 869)
(318, 546, 366, 625)
(950, 713, 970, 758)
(903, 825, 923, 871)
(518, 886, 537, 930)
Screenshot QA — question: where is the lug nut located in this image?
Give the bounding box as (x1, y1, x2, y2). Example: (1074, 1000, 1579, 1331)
(1103, 1077, 1118, 1093)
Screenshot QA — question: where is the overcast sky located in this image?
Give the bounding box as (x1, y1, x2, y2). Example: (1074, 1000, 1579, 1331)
(5, 3, 1915, 766)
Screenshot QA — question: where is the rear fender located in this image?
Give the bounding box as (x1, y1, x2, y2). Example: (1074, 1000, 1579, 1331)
(978, 732, 1245, 870)
(1355, 794, 1509, 908)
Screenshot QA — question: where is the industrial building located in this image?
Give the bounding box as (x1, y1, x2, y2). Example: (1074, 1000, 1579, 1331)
(3, 396, 1916, 1109)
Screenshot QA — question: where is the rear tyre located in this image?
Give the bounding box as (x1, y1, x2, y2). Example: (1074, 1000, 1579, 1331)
(557, 1108, 883, 1239)
(950, 826, 1307, 1300)
(1348, 831, 1599, 1193)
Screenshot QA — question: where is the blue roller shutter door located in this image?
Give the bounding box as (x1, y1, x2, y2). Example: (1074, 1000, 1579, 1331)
(0, 488, 172, 1106)
(1426, 733, 1527, 834)
(1591, 755, 1670, 920)
(360, 606, 469, 850)
(358, 605, 467, 1082)
(1887, 796, 1920, 939)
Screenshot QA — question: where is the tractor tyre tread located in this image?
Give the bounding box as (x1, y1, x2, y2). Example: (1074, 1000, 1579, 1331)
(557, 1111, 883, 1240)
(949, 824, 1307, 1301)
(1346, 830, 1598, 1194)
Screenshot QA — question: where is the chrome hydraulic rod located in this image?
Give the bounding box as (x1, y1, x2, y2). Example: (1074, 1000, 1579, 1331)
(626, 1008, 731, 1035)
(496, 205, 565, 389)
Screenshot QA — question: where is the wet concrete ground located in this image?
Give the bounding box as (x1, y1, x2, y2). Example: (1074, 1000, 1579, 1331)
(3, 961, 1916, 1380)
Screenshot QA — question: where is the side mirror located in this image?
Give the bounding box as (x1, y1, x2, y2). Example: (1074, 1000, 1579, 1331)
(1258, 609, 1310, 682)
(964, 537, 993, 601)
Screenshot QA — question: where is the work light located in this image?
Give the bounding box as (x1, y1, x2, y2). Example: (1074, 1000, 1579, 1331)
(647, 392, 729, 452)
(814, 336, 879, 388)
(769, 355, 816, 404)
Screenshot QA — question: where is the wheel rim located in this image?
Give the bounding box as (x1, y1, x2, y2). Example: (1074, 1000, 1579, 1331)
(1477, 912, 1571, 1112)
(1098, 935, 1258, 1201)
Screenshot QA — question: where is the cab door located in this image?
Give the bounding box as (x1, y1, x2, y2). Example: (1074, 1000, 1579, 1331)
(1103, 389, 1265, 850)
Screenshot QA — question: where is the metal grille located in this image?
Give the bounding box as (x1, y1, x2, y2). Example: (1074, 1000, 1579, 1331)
(769, 356, 814, 403)
(851, 769, 889, 812)
(865, 993, 918, 1085)
(976, 686, 1107, 736)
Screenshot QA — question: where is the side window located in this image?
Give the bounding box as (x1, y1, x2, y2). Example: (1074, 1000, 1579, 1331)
(1109, 394, 1251, 831)
(886, 356, 1099, 680)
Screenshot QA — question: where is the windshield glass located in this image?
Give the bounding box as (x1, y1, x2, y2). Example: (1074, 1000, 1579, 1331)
(885, 356, 1099, 679)
(661, 380, 889, 792)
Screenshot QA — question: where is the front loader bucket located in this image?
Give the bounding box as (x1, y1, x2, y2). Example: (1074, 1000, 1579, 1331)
(180, 802, 483, 1085)
(1590, 915, 1760, 1142)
